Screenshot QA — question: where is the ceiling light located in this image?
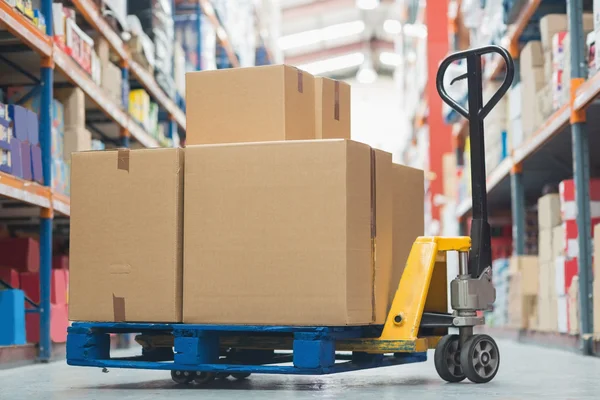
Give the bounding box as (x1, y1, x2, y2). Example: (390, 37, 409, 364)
(297, 52, 365, 75)
(379, 52, 402, 66)
(278, 20, 365, 51)
(383, 19, 402, 35)
(356, 53, 378, 84)
(356, 0, 379, 10)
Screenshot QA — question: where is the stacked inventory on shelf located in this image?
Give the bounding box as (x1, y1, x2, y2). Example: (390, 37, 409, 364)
(435, 0, 600, 348)
(0, 0, 276, 362)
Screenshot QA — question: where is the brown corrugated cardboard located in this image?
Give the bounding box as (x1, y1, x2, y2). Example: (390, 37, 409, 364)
(315, 77, 351, 140)
(508, 272, 537, 329)
(55, 88, 85, 129)
(552, 224, 564, 260)
(568, 276, 579, 334)
(373, 150, 393, 323)
(538, 193, 561, 230)
(390, 163, 424, 305)
(63, 127, 92, 162)
(183, 140, 375, 325)
(538, 228, 553, 264)
(101, 61, 123, 104)
(520, 41, 544, 69)
(186, 65, 315, 145)
(540, 14, 593, 51)
(69, 148, 184, 322)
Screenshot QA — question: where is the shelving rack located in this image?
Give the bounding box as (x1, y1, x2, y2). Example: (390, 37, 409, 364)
(449, 0, 598, 353)
(0, 0, 261, 363)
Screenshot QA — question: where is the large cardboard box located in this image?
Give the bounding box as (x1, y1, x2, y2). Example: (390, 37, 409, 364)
(520, 41, 544, 70)
(538, 193, 561, 230)
(538, 228, 553, 264)
(568, 276, 580, 334)
(183, 140, 412, 325)
(63, 127, 92, 162)
(508, 272, 537, 329)
(540, 14, 593, 52)
(186, 65, 316, 145)
(552, 224, 564, 260)
(69, 148, 184, 322)
(314, 77, 350, 140)
(390, 163, 424, 305)
(55, 88, 85, 130)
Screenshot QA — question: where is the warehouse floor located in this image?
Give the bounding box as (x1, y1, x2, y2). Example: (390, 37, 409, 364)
(2, 340, 600, 399)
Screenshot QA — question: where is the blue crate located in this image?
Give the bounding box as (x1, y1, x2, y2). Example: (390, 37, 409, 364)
(0, 290, 26, 346)
(67, 322, 427, 376)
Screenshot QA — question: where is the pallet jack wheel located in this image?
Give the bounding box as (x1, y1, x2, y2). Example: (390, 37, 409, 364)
(171, 370, 194, 384)
(193, 371, 217, 384)
(232, 373, 251, 380)
(460, 334, 500, 384)
(434, 334, 466, 383)
(216, 373, 231, 380)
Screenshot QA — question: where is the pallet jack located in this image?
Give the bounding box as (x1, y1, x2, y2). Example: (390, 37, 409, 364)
(66, 45, 515, 385)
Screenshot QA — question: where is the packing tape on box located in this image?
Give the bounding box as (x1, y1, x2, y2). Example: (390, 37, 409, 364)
(370, 149, 377, 323)
(297, 69, 304, 93)
(117, 148, 130, 172)
(334, 81, 340, 121)
(112, 294, 126, 322)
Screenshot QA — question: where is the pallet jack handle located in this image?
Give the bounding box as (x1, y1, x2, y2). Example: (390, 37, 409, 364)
(435, 46, 515, 278)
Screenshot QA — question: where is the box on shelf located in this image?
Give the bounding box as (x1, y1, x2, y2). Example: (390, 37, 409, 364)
(183, 140, 423, 325)
(55, 88, 85, 130)
(568, 276, 580, 334)
(186, 65, 316, 145)
(0, 238, 39, 272)
(63, 127, 92, 162)
(129, 89, 151, 131)
(51, 158, 69, 195)
(0, 267, 20, 288)
(509, 256, 538, 296)
(0, 289, 26, 346)
(555, 256, 566, 297)
(539, 14, 593, 52)
(508, 272, 537, 329)
(557, 295, 568, 333)
(26, 303, 68, 344)
(552, 224, 564, 260)
(520, 41, 544, 70)
(538, 228, 552, 264)
(101, 61, 123, 104)
(69, 148, 184, 323)
(31, 144, 43, 184)
(314, 77, 350, 140)
(537, 260, 558, 332)
(538, 193, 561, 230)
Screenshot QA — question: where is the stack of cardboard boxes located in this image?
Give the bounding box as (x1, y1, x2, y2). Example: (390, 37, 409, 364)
(69, 65, 425, 326)
(507, 255, 538, 330)
(536, 193, 561, 332)
(483, 82, 508, 174)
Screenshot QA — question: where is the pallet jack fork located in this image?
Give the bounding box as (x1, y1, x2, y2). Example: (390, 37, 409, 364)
(66, 46, 514, 385)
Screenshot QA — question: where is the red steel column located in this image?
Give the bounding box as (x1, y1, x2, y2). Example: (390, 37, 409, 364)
(425, 0, 452, 228)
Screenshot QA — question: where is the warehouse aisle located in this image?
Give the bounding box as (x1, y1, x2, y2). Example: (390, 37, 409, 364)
(2, 340, 599, 399)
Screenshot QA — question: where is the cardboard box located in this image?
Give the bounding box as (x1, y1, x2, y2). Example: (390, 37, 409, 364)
(0, 238, 39, 272)
(508, 272, 537, 329)
(568, 276, 579, 334)
(63, 127, 92, 162)
(538, 228, 553, 264)
(101, 61, 123, 104)
(390, 163, 424, 305)
(555, 256, 566, 296)
(69, 148, 184, 322)
(314, 77, 350, 140)
(520, 41, 544, 70)
(55, 88, 85, 130)
(538, 193, 561, 230)
(183, 140, 411, 325)
(557, 295, 568, 333)
(540, 14, 593, 52)
(552, 224, 564, 260)
(186, 65, 316, 145)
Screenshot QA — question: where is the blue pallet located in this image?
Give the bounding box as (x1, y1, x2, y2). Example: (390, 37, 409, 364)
(67, 322, 427, 375)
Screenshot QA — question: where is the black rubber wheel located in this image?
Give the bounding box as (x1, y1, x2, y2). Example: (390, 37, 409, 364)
(231, 373, 251, 380)
(171, 370, 194, 384)
(193, 371, 216, 384)
(434, 334, 466, 383)
(460, 334, 500, 384)
(216, 372, 231, 380)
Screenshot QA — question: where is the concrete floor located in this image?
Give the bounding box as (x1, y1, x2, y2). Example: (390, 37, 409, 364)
(2, 340, 600, 399)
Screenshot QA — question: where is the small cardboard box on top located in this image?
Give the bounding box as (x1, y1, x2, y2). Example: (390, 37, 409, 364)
(314, 77, 351, 140)
(186, 65, 316, 145)
(69, 148, 184, 322)
(183, 139, 424, 326)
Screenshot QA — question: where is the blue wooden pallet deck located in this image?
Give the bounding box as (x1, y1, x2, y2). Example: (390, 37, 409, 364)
(67, 322, 427, 375)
